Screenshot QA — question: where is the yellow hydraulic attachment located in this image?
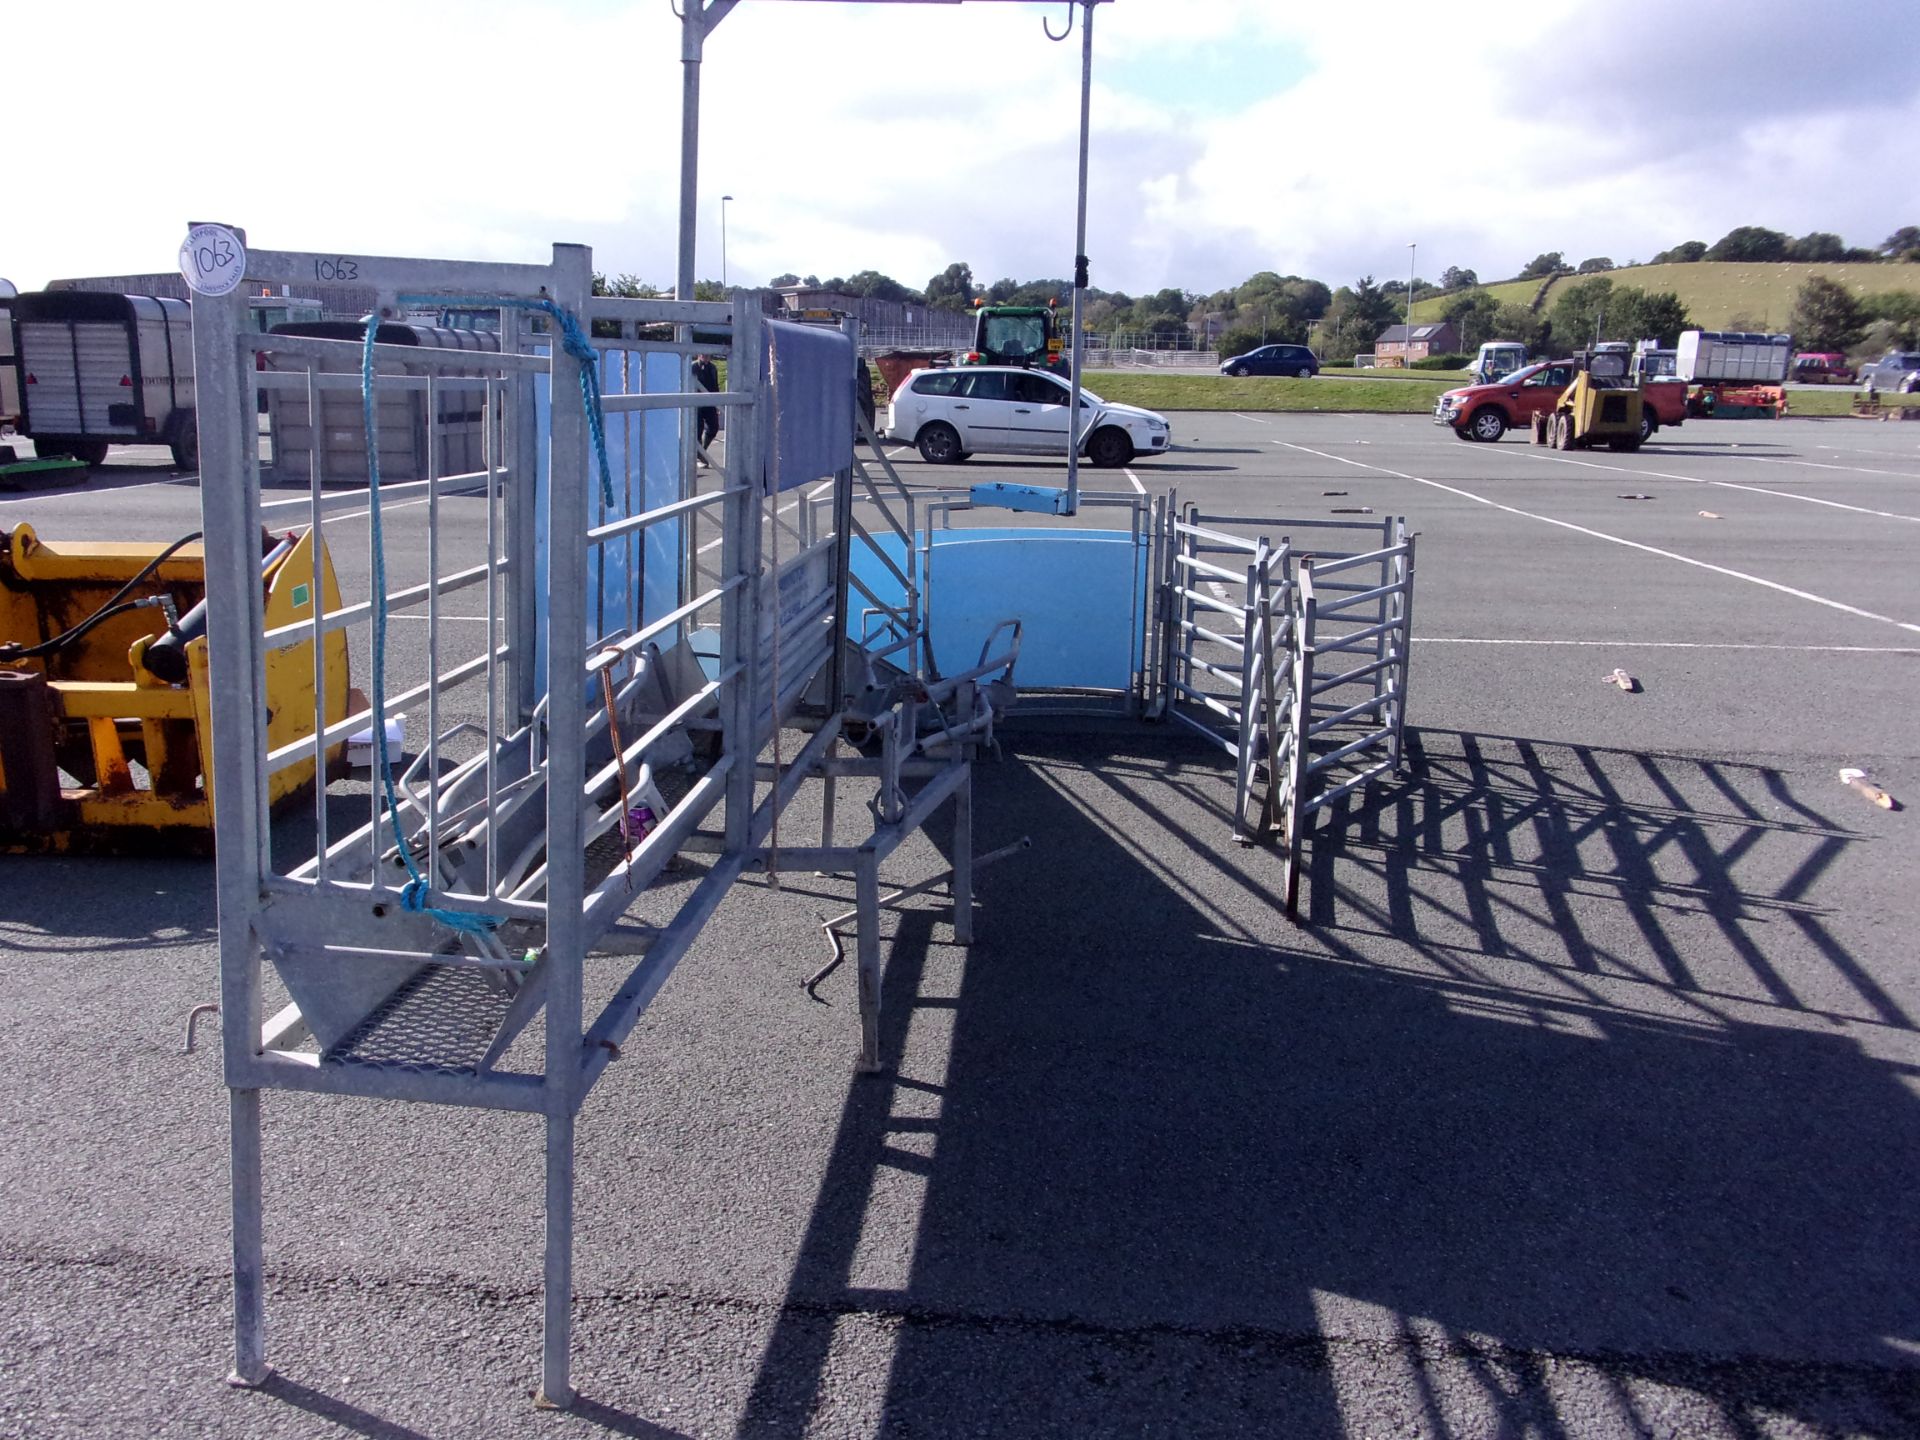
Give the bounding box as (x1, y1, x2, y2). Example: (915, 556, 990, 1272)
(0, 522, 348, 854)
(1530, 350, 1645, 452)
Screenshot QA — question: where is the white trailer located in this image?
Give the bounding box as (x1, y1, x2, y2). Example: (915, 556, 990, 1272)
(12, 291, 197, 467)
(1675, 330, 1793, 385)
(0, 279, 20, 430)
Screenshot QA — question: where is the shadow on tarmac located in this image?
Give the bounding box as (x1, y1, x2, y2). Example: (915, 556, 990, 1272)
(736, 724, 1919, 1437)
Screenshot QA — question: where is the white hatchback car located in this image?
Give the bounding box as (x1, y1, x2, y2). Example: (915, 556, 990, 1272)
(884, 365, 1170, 467)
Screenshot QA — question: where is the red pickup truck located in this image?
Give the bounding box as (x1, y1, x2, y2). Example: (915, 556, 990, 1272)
(1435, 360, 1687, 443)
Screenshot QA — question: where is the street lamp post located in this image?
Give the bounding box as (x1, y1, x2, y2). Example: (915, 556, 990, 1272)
(721, 194, 733, 290)
(1407, 242, 1416, 337)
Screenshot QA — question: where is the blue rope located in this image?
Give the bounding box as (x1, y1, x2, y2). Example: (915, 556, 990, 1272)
(396, 294, 616, 508)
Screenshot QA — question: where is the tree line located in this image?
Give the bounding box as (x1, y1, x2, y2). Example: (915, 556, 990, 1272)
(593, 217, 1920, 361)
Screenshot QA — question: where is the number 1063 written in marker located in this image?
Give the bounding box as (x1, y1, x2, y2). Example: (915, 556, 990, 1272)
(189, 235, 237, 276)
(314, 257, 359, 281)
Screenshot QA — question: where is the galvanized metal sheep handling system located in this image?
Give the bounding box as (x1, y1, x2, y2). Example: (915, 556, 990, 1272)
(191, 236, 1413, 1407)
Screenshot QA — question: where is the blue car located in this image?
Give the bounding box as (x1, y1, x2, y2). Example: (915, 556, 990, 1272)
(1219, 343, 1319, 378)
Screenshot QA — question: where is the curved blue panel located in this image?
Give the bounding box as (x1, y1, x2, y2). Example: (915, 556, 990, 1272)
(850, 528, 1145, 691)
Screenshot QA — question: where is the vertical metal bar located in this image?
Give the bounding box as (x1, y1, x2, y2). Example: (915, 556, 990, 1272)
(1391, 531, 1416, 769)
(1063, 0, 1095, 516)
(953, 766, 974, 946)
(305, 359, 329, 885)
(537, 243, 594, 1409)
(485, 375, 501, 896)
(508, 311, 540, 723)
(855, 849, 883, 1073)
(425, 374, 441, 882)
(537, 1108, 576, 1411)
(723, 297, 765, 853)
(227, 1088, 269, 1387)
(1126, 496, 1144, 715)
(192, 235, 273, 1385)
(1285, 566, 1316, 920)
(1230, 553, 1259, 841)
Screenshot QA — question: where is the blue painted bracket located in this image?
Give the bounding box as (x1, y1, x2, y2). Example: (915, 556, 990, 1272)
(969, 481, 1071, 515)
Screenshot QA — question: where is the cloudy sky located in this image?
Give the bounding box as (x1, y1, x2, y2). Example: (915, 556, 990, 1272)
(8, 0, 1919, 298)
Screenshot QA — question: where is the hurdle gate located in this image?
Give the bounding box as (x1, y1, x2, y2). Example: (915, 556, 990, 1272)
(1153, 504, 1416, 910)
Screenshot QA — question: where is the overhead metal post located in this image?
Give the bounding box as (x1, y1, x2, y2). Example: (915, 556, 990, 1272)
(1063, 0, 1097, 516)
(676, 0, 736, 311)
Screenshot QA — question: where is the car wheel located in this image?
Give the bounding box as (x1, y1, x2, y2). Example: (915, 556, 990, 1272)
(1086, 427, 1134, 468)
(74, 440, 110, 466)
(916, 423, 962, 465)
(1638, 411, 1655, 444)
(1230, 363, 1250, 377)
(1294, 365, 1313, 379)
(1468, 409, 1507, 443)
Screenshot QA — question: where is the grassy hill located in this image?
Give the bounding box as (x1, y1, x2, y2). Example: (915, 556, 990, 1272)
(1413, 261, 1920, 331)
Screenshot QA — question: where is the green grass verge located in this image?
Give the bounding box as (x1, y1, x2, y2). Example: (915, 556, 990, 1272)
(1781, 389, 1920, 417)
(1090, 373, 1451, 413)
(1322, 365, 1470, 382)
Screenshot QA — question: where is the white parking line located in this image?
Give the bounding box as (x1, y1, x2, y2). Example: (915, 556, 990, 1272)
(1739, 452, 1920, 480)
(1418, 637, 1920, 654)
(1230, 413, 1272, 424)
(326, 497, 433, 523)
(1478, 444, 1920, 523)
(0, 474, 196, 505)
(1276, 441, 1920, 635)
(1123, 467, 1146, 495)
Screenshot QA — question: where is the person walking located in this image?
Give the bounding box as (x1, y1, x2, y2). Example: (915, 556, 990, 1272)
(691, 354, 720, 458)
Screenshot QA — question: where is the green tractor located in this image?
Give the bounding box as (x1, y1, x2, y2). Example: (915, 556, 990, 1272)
(959, 300, 1069, 374)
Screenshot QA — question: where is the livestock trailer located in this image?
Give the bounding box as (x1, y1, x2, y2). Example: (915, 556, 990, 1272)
(12, 291, 197, 466)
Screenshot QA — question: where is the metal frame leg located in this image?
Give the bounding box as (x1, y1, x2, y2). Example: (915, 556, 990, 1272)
(536, 1109, 577, 1410)
(855, 851, 883, 1073)
(819, 736, 838, 872)
(953, 767, 974, 946)
(227, 1087, 270, 1388)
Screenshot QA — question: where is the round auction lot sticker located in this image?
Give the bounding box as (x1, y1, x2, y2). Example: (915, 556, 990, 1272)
(179, 225, 247, 297)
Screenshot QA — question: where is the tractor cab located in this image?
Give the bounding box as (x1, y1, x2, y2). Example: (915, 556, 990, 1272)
(962, 301, 1068, 373)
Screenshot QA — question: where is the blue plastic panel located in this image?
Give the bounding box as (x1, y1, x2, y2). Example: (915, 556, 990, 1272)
(850, 528, 1145, 691)
(533, 350, 686, 698)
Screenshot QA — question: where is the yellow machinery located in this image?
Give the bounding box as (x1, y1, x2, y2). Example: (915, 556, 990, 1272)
(1530, 350, 1645, 452)
(0, 521, 348, 853)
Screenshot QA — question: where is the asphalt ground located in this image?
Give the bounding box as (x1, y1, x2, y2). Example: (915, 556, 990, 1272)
(2, 413, 1919, 1437)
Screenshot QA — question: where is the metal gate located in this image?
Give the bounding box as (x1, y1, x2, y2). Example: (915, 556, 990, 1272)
(1153, 503, 1416, 913)
(1159, 502, 1295, 842)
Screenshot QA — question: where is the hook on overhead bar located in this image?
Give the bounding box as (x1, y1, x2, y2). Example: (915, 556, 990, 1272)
(1042, 2, 1074, 42)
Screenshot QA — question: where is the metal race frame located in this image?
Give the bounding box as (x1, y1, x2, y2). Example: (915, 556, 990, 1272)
(194, 236, 988, 1408)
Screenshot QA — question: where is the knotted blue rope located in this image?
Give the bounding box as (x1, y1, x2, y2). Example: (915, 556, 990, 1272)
(396, 293, 617, 508)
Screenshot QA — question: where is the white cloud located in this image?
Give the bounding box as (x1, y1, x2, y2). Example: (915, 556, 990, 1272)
(3, 0, 1915, 297)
